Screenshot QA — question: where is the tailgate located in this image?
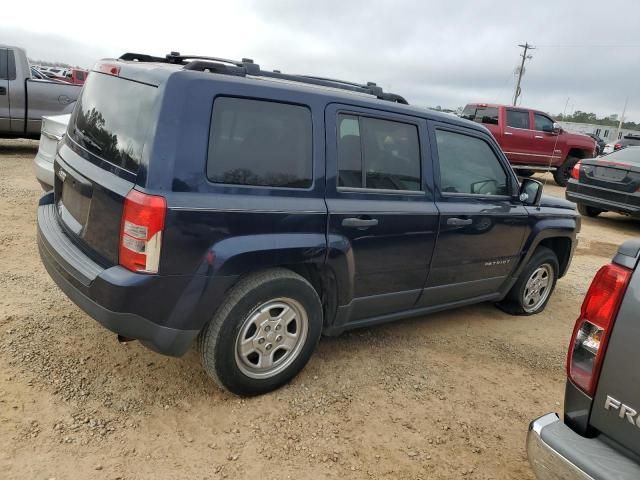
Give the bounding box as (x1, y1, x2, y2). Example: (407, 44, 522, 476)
(53, 70, 158, 265)
(590, 241, 640, 456)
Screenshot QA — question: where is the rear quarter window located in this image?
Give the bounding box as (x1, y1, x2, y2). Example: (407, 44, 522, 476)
(207, 97, 313, 188)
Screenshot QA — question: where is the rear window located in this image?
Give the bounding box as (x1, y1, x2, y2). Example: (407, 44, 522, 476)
(68, 72, 157, 173)
(461, 105, 499, 125)
(207, 97, 312, 188)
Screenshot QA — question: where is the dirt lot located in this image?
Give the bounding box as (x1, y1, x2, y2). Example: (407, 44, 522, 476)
(1, 138, 639, 479)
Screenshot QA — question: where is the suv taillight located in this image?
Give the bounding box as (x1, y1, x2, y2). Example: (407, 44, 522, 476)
(567, 263, 632, 396)
(571, 161, 581, 180)
(119, 190, 166, 274)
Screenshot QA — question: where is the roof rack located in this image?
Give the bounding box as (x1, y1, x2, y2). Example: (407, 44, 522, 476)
(118, 51, 408, 104)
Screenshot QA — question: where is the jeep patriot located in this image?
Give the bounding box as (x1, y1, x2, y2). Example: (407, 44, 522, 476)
(37, 52, 579, 395)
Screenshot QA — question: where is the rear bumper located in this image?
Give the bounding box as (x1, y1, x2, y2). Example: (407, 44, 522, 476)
(566, 189, 640, 216)
(527, 413, 640, 480)
(37, 193, 199, 356)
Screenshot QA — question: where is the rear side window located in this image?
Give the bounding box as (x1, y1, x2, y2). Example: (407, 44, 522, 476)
(461, 106, 499, 125)
(337, 114, 421, 191)
(207, 97, 312, 188)
(506, 109, 529, 129)
(69, 72, 157, 173)
(435, 129, 508, 196)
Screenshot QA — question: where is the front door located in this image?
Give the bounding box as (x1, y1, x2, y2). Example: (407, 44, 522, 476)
(0, 49, 10, 132)
(530, 112, 563, 165)
(418, 122, 528, 307)
(325, 104, 439, 322)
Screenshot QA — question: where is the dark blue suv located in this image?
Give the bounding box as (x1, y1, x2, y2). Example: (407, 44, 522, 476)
(37, 53, 579, 395)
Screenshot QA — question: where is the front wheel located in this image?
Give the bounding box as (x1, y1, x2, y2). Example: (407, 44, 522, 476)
(198, 269, 323, 396)
(577, 203, 604, 217)
(553, 156, 580, 187)
(498, 247, 559, 315)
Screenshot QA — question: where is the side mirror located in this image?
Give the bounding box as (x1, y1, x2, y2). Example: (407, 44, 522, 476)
(519, 178, 543, 206)
(542, 123, 561, 135)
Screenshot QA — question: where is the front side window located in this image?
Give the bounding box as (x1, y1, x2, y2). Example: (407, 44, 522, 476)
(208, 97, 312, 188)
(506, 109, 530, 129)
(534, 113, 554, 132)
(435, 129, 509, 196)
(337, 114, 421, 191)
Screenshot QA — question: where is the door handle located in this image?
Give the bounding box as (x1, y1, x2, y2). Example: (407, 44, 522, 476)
(534, 135, 544, 139)
(0, 87, 6, 95)
(447, 217, 473, 226)
(342, 217, 379, 228)
(504, 131, 513, 135)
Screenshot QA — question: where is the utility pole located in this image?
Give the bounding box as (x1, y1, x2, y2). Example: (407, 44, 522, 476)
(614, 97, 629, 142)
(513, 42, 535, 106)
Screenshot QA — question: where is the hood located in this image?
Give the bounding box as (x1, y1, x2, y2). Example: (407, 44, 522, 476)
(563, 131, 597, 151)
(539, 194, 576, 210)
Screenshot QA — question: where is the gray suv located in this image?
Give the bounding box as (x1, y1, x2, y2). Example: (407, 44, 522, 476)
(527, 239, 640, 479)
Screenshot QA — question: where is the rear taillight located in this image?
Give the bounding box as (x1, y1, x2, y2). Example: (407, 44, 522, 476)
(614, 143, 622, 151)
(567, 263, 632, 396)
(119, 190, 166, 274)
(571, 161, 581, 180)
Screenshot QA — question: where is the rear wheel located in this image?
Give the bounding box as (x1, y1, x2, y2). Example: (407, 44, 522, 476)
(498, 247, 559, 315)
(577, 203, 604, 217)
(553, 156, 580, 187)
(199, 269, 322, 396)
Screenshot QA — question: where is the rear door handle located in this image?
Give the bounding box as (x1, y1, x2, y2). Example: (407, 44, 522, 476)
(534, 135, 544, 139)
(504, 131, 513, 135)
(342, 217, 378, 228)
(447, 217, 473, 226)
(0, 87, 6, 95)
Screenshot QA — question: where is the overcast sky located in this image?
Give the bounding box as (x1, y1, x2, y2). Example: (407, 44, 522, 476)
(3, 0, 639, 121)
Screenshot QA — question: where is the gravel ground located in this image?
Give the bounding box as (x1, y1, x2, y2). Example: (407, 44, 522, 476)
(1, 138, 639, 479)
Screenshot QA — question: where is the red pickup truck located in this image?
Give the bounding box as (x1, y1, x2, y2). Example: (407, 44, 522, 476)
(462, 103, 596, 186)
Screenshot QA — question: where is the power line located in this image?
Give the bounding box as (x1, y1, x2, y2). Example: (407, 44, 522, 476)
(513, 42, 535, 106)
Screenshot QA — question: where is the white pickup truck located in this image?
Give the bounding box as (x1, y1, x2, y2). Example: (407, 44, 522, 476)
(1, 45, 81, 138)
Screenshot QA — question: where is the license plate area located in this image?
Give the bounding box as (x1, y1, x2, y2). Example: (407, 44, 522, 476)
(595, 166, 627, 181)
(55, 163, 93, 237)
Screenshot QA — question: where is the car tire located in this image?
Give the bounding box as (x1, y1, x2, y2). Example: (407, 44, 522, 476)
(517, 169, 535, 178)
(553, 156, 580, 187)
(198, 268, 323, 396)
(577, 203, 603, 217)
(497, 246, 559, 316)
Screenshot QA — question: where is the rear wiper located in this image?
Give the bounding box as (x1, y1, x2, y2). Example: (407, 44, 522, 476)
(73, 126, 103, 152)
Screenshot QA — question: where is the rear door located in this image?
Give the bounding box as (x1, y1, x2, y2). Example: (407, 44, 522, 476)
(418, 122, 528, 306)
(325, 104, 438, 321)
(501, 107, 535, 164)
(0, 48, 9, 132)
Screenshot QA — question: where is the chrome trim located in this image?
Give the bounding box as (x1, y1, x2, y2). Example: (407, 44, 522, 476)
(337, 186, 424, 195)
(513, 165, 555, 171)
(527, 413, 594, 480)
(503, 151, 562, 158)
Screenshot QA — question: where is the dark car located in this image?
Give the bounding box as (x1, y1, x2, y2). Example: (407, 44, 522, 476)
(37, 52, 579, 395)
(587, 133, 606, 155)
(566, 146, 640, 218)
(528, 239, 640, 479)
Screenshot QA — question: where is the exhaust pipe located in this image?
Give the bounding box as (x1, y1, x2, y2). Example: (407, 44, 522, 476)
(117, 335, 136, 344)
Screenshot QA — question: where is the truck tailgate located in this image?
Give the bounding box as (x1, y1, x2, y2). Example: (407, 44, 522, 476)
(590, 242, 640, 456)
